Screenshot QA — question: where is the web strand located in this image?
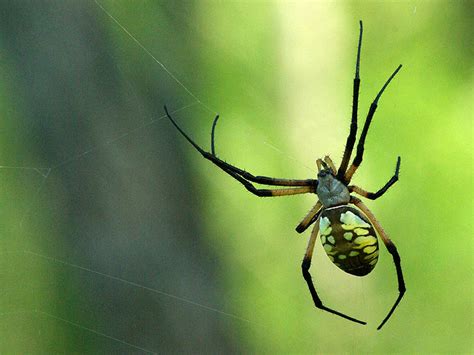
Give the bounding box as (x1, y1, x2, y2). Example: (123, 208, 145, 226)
(0, 166, 51, 178)
(24, 250, 254, 325)
(93, 0, 216, 115)
(51, 103, 198, 171)
(0, 309, 157, 354)
(37, 310, 158, 354)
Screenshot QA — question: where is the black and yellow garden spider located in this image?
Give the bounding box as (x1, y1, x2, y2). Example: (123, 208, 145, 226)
(164, 21, 405, 330)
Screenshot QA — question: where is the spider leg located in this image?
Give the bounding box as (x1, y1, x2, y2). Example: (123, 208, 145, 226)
(349, 156, 401, 200)
(302, 216, 367, 325)
(351, 196, 405, 330)
(337, 20, 363, 179)
(323, 156, 337, 175)
(295, 201, 322, 233)
(344, 65, 402, 183)
(217, 165, 315, 196)
(164, 106, 317, 188)
(210, 114, 219, 156)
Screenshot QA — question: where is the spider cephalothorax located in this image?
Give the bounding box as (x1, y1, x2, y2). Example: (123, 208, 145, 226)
(165, 21, 405, 330)
(316, 163, 350, 208)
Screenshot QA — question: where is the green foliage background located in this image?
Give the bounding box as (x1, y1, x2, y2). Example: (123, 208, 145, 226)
(0, 1, 472, 353)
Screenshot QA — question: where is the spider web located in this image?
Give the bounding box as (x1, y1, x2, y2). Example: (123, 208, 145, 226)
(0, 1, 378, 353)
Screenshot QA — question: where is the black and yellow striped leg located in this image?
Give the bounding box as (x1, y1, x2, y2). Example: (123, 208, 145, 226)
(218, 166, 315, 197)
(295, 201, 322, 233)
(351, 196, 405, 330)
(344, 65, 402, 183)
(202, 157, 315, 197)
(337, 20, 363, 180)
(302, 218, 367, 325)
(165, 106, 317, 188)
(350, 156, 401, 200)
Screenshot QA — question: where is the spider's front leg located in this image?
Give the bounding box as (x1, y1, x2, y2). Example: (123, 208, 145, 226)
(218, 166, 316, 197)
(337, 20, 363, 179)
(343, 65, 402, 183)
(301, 217, 367, 325)
(349, 156, 401, 200)
(164, 106, 317, 197)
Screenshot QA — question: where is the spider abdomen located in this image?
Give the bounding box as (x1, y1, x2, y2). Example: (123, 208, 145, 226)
(319, 206, 379, 276)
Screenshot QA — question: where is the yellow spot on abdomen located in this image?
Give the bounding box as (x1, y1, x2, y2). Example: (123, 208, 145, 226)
(363, 246, 377, 254)
(340, 211, 371, 230)
(364, 250, 379, 260)
(343, 232, 353, 240)
(319, 217, 332, 236)
(354, 228, 369, 236)
(353, 236, 377, 249)
(323, 243, 337, 255)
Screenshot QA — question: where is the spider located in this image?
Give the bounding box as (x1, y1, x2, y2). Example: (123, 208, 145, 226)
(164, 21, 405, 330)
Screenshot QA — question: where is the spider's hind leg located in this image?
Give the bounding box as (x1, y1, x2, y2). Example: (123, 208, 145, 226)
(301, 218, 367, 325)
(351, 196, 405, 330)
